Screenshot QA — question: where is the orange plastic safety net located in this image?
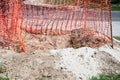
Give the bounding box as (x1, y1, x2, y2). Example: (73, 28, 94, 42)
(0, 0, 113, 52)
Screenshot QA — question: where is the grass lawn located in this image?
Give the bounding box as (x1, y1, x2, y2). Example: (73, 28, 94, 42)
(0, 77, 9, 80)
(90, 74, 120, 80)
(111, 4, 120, 11)
(114, 36, 120, 41)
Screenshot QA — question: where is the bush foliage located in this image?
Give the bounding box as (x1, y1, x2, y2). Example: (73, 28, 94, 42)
(111, 0, 120, 4)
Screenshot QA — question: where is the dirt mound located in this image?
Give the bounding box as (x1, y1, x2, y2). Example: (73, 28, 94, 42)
(96, 51, 120, 75)
(0, 49, 75, 80)
(0, 42, 120, 80)
(21, 28, 109, 52)
(70, 28, 108, 48)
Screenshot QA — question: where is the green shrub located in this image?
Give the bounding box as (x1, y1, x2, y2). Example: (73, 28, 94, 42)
(111, 0, 120, 4)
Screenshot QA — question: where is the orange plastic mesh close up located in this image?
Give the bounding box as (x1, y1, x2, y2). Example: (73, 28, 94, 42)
(0, 0, 113, 52)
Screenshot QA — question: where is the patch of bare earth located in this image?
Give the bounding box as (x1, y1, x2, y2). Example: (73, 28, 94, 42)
(96, 51, 120, 75)
(0, 29, 120, 80)
(0, 40, 120, 80)
(0, 49, 75, 80)
(113, 39, 120, 48)
(0, 33, 120, 80)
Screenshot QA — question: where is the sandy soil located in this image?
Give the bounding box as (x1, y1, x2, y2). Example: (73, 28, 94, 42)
(0, 29, 119, 80)
(0, 49, 75, 80)
(0, 40, 120, 80)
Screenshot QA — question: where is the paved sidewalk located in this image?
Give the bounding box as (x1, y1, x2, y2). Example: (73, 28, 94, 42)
(112, 11, 120, 36)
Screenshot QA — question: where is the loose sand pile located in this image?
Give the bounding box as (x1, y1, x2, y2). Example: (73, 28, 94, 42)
(0, 39, 120, 80)
(50, 44, 120, 80)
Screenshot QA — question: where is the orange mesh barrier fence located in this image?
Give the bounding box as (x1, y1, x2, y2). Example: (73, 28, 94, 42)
(0, 0, 113, 52)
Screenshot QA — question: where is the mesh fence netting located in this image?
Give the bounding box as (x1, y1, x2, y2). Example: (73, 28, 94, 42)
(0, 0, 113, 52)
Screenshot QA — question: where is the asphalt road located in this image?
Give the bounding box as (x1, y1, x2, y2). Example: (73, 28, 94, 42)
(111, 11, 120, 36)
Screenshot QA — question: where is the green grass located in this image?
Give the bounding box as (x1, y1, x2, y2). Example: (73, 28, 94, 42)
(0, 67, 4, 73)
(35, 77, 44, 80)
(0, 66, 9, 80)
(0, 77, 9, 80)
(114, 36, 120, 41)
(90, 74, 120, 80)
(0, 66, 6, 73)
(111, 5, 120, 11)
